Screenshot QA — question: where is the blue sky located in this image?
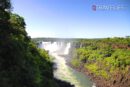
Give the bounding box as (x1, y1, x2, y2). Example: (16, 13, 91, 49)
(12, 0, 130, 38)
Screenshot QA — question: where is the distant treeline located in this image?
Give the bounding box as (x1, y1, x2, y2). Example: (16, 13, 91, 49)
(32, 37, 75, 42)
(32, 36, 130, 42)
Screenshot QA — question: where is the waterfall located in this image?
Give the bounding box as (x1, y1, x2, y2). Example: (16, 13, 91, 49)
(41, 42, 70, 55)
(41, 42, 62, 53)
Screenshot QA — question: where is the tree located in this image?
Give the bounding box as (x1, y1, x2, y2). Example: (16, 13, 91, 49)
(0, 1, 53, 87)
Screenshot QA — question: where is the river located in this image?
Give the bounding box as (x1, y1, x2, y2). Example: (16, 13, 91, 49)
(40, 42, 95, 87)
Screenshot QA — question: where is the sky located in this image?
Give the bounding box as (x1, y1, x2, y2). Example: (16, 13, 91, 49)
(12, 0, 130, 38)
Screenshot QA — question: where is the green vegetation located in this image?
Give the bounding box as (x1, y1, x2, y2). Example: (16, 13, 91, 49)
(71, 38, 130, 79)
(0, 1, 73, 87)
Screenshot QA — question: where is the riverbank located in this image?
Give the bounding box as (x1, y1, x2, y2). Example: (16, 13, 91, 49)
(68, 63, 130, 87)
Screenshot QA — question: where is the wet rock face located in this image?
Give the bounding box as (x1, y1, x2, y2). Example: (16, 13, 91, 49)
(54, 78, 75, 87)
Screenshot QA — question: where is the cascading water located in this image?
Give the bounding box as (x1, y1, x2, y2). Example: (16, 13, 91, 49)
(64, 43, 71, 55)
(41, 41, 95, 87)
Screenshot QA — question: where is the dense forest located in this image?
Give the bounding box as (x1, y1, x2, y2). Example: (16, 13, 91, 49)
(0, 0, 73, 87)
(71, 38, 130, 87)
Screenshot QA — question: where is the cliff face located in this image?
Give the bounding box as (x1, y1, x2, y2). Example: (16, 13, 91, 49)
(87, 70, 130, 87)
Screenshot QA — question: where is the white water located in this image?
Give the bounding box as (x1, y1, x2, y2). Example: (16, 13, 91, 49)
(41, 41, 95, 87)
(64, 43, 71, 55)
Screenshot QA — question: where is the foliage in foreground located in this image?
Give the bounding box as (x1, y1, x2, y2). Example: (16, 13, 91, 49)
(0, 1, 68, 87)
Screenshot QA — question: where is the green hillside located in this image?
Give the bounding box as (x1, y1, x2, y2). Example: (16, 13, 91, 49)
(71, 38, 130, 87)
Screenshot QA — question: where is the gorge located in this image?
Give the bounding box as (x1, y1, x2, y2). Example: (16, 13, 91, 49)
(39, 41, 95, 87)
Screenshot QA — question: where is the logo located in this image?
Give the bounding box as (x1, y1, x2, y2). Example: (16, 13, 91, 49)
(92, 4, 127, 11)
(92, 5, 97, 11)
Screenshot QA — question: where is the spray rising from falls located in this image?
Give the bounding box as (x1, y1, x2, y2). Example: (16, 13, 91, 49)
(41, 41, 94, 87)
